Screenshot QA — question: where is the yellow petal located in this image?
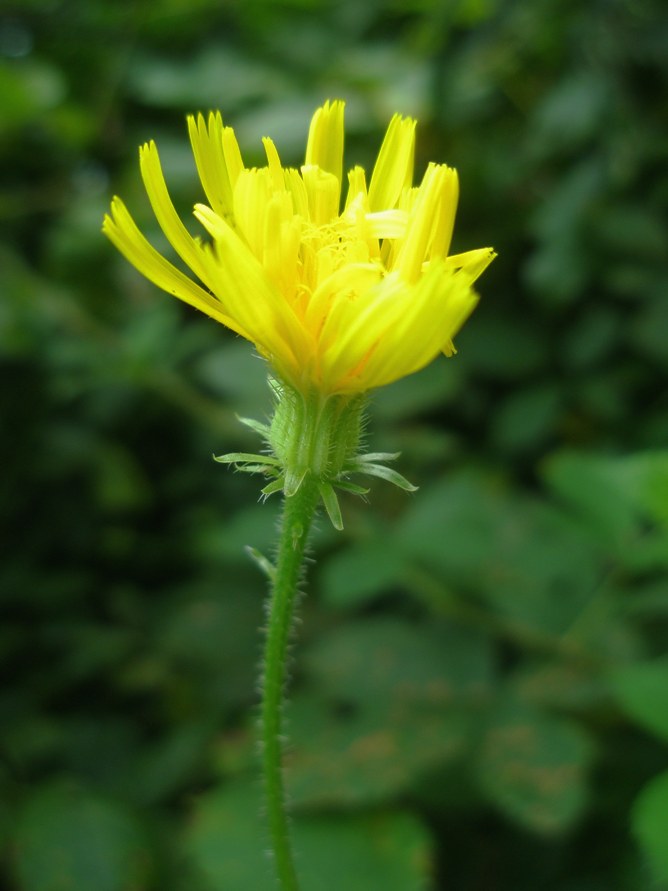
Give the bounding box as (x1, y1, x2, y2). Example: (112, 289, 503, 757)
(365, 209, 408, 240)
(232, 168, 272, 259)
(395, 164, 450, 283)
(284, 167, 309, 219)
(262, 137, 285, 192)
(221, 125, 245, 189)
(305, 100, 345, 193)
(262, 192, 301, 294)
(446, 247, 497, 284)
(139, 141, 211, 287)
(327, 264, 478, 392)
(104, 102, 495, 399)
(193, 203, 228, 240)
(344, 166, 368, 210)
(196, 221, 312, 384)
(187, 112, 234, 220)
(102, 197, 251, 339)
(428, 166, 459, 260)
(301, 165, 340, 227)
(305, 262, 382, 334)
(367, 113, 416, 212)
(316, 274, 406, 390)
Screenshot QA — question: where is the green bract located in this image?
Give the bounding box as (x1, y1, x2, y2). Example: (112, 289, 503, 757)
(214, 379, 416, 530)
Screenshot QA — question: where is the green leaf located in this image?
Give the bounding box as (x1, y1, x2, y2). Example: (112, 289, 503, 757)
(631, 770, 668, 884)
(542, 450, 668, 557)
(610, 658, 668, 742)
(531, 71, 610, 152)
(303, 618, 492, 708)
(490, 381, 563, 452)
(371, 359, 463, 421)
(284, 618, 492, 806)
(287, 693, 468, 808)
(475, 699, 593, 834)
(153, 583, 263, 710)
(460, 314, 545, 380)
(398, 472, 501, 578)
(0, 60, 66, 130)
(197, 502, 281, 563)
(184, 779, 432, 891)
(511, 660, 607, 712)
(398, 471, 602, 637)
(293, 810, 431, 891)
(128, 47, 291, 112)
(321, 540, 407, 608)
(631, 291, 668, 368)
(193, 338, 270, 409)
(477, 501, 601, 636)
(13, 782, 149, 891)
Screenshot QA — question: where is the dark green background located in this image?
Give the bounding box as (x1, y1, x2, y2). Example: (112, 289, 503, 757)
(2, 0, 668, 888)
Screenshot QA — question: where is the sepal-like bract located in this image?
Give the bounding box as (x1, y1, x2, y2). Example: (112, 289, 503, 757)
(214, 378, 416, 528)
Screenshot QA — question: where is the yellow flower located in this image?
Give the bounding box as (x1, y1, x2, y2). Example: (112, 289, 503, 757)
(103, 100, 494, 396)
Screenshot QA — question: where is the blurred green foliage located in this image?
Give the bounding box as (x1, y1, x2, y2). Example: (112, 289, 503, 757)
(1, 0, 667, 888)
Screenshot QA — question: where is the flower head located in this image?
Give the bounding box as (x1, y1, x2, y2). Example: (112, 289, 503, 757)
(103, 100, 494, 397)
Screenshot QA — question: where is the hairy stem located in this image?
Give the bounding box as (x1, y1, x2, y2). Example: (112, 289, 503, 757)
(261, 480, 319, 890)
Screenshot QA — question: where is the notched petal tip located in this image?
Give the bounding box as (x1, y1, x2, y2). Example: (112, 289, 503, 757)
(368, 113, 417, 212)
(305, 98, 345, 192)
(446, 246, 497, 284)
(138, 140, 156, 162)
(101, 200, 119, 232)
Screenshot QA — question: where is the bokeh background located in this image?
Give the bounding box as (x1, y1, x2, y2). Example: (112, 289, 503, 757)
(2, 0, 668, 888)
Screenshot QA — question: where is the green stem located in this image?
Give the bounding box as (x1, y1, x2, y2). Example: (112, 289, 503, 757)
(261, 479, 319, 890)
